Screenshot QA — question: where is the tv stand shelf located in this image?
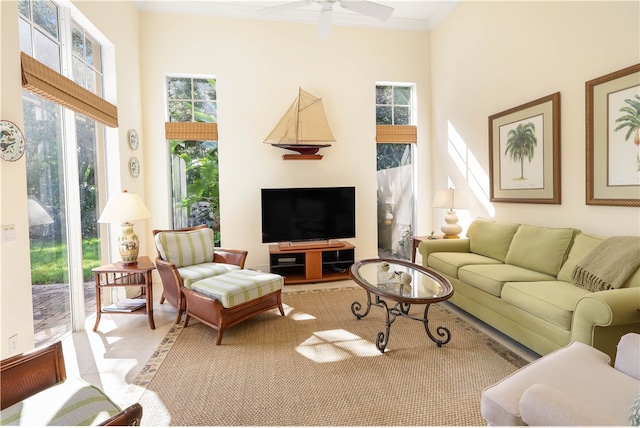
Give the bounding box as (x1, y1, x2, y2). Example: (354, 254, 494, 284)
(268, 241, 355, 285)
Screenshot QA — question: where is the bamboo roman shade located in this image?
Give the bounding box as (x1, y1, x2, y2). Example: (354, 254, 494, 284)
(376, 125, 417, 143)
(165, 122, 218, 141)
(20, 52, 118, 128)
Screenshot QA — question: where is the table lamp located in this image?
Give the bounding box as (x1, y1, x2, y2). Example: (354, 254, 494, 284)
(98, 190, 151, 265)
(27, 197, 54, 226)
(433, 188, 468, 239)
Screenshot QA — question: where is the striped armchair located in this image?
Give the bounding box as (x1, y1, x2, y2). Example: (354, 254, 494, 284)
(1, 342, 142, 426)
(153, 225, 248, 324)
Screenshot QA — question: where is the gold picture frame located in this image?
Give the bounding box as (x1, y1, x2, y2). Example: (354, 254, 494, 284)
(586, 64, 640, 206)
(489, 92, 561, 204)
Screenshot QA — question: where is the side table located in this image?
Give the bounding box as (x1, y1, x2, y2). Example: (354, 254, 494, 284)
(411, 235, 443, 263)
(92, 256, 156, 331)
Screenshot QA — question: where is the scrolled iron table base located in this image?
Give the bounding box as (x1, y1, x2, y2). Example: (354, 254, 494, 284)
(352, 290, 451, 353)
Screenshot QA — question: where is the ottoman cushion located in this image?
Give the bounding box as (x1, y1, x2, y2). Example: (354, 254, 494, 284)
(191, 270, 284, 308)
(178, 262, 241, 288)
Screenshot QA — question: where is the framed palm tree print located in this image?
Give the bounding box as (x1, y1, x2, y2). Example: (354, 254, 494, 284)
(586, 64, 640, 206)
(489, 92, 561, 204)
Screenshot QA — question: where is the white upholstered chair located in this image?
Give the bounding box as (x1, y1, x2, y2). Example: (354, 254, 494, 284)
(481, 333, 640, 426)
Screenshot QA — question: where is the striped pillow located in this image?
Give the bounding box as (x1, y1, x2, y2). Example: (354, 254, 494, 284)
(154, 228, 215, 268)
(0, 377, 122, 426)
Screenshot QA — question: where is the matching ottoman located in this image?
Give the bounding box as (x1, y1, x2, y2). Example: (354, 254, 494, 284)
(182, 269, 285, 344)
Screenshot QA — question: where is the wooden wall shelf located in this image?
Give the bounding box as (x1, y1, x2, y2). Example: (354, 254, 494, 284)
(282, 154, 323, 160)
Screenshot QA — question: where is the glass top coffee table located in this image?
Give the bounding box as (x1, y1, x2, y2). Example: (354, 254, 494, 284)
(350, 258, 454, 353)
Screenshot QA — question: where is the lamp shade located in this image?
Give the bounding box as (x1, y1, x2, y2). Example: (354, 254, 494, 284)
(433, 188, 468, 211)
(98, 190, 151, 224)
(98, 190, 151, 265)
(27, 197, 54, 226)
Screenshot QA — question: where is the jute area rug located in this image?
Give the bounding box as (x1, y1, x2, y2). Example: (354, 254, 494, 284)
(128, 286, 529, 426)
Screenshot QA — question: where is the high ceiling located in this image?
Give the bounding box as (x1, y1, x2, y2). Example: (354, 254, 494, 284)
(133, 1, 461, 32)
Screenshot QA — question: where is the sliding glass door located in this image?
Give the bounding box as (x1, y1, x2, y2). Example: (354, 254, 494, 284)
(20, 0, 106, 346)
(23, 92, 104, 347)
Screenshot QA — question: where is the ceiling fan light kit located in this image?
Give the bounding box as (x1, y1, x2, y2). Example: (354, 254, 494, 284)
(258, 0, 394, 39)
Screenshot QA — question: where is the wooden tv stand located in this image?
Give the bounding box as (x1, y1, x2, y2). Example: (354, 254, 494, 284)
(268, 241, 355, 285)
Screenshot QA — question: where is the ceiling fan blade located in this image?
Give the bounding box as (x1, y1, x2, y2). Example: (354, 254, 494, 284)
(340, 0, 393, 20)
(317, 4, 333, 39)
(257, 0, 313, 16)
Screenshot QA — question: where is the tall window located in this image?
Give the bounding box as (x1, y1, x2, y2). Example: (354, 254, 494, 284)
(19, 0, 109, 346)
(376, 84, 416, 260)
(166, 77, 221, 245)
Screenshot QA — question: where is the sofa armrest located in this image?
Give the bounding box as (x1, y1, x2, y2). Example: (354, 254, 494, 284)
(519, 383, 620, 426)
(572, 287, 640, 341)
(1, 342, 66, 410)
(213, 249, 248, 268)
(614, 333, 640, 380)
(418, 238, 470, 267)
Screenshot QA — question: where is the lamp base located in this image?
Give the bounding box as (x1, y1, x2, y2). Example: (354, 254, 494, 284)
(441, 210, 462, 239)
(118, 222, 140, 265)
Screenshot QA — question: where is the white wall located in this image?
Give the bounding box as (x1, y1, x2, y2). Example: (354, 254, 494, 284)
(430, 1, 640, 237)
(0, 1, 34, 357)
(138, 13, 432, 270)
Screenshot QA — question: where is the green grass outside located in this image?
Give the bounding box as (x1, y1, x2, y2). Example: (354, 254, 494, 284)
(30, 237, 101, 284)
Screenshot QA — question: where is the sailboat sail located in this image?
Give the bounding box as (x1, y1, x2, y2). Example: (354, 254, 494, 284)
(264, 88, 336, 154)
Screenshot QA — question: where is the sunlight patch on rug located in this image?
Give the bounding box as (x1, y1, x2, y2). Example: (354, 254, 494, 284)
(284, 302, 317, 320)
(296, 329, 382, 362)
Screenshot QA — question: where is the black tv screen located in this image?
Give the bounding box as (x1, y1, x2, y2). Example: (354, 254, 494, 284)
(261, 187, 356, 243)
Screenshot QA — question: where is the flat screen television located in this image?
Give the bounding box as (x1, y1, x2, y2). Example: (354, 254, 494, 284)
(261, 186, 356, 243)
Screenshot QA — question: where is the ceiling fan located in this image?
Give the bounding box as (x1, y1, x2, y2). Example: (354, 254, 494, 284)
(257, 0, 394, 39)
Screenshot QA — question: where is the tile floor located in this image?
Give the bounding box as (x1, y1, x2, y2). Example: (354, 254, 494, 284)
(61, 280, 540, 411)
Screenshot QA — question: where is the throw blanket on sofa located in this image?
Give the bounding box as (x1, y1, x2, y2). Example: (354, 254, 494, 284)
(572, 236, 640, 292)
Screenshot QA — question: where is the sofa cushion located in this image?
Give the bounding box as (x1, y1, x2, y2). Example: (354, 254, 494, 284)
(154, 228, 215, 268)
(557, 233, 603, 282)
(458, 264, 556, 297)
(428, 252, 502, 279)
(191, 269, 283, 308)
(466, 218, 520, 262)
(178, 262, 241, 289)
(501, 281, 591, 330)
(0, 377, 122, 426)
(505, 225, 576, 276)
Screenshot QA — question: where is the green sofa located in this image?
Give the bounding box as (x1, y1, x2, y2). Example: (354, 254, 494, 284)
(418, 218, 640, 362)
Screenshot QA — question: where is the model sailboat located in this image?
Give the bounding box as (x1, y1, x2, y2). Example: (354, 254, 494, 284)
(263, 87, 336, 159)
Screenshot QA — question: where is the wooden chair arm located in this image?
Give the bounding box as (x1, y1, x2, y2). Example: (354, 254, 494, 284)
(155, 257, 186, 318)
(1, 342, 66, 410)
(99, 403, 143, 426)
(214, 249, 248, 268)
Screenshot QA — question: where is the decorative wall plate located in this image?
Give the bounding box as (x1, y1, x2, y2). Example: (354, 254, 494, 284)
(128, 129, 139, 150)
(129, 157, 140, 177)
(0, 120, 26, 162)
